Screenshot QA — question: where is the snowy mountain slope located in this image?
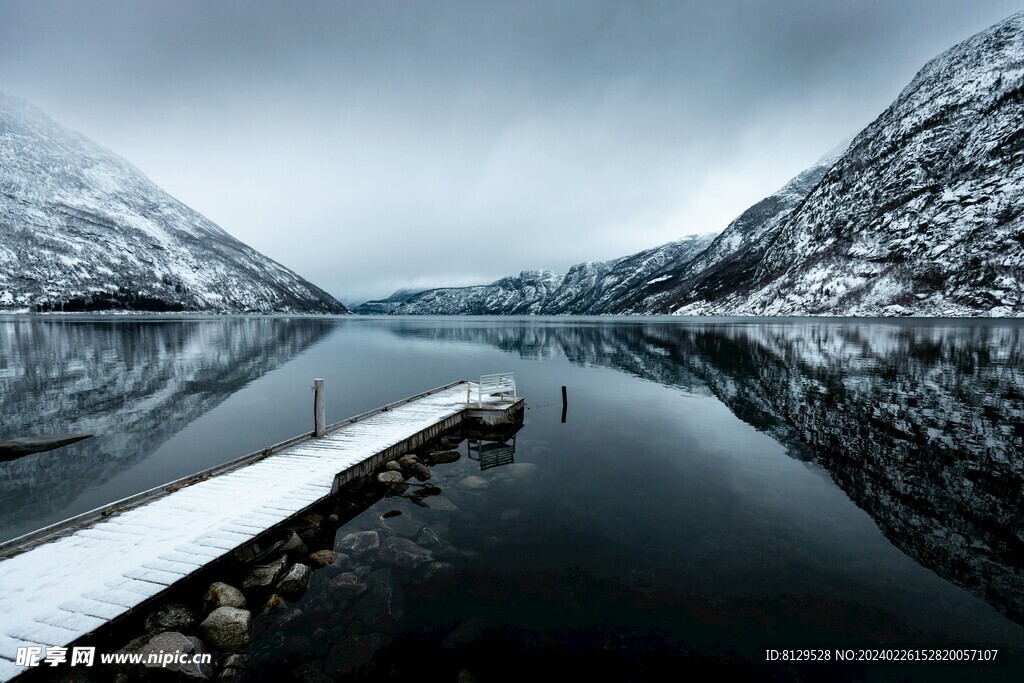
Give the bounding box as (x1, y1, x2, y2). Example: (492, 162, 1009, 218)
(541, 233, 718, 314)
(619, 151, 845, 314)
(391, 269, 564, 315)
(0, 92, 348, 313)
(351, 288, 427, 314)
(718, 12, 1024, 317)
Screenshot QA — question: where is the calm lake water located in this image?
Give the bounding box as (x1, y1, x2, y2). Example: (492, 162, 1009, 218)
(1, 315, 1023, 680)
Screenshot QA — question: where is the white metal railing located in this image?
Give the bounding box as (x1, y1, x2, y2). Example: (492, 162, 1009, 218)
(474, 372, 517, 407)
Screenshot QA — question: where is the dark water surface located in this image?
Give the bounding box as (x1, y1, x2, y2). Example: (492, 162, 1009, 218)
(1, 315, 1023, 680)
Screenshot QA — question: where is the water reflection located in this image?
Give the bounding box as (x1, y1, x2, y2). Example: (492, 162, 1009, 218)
(0, 317, 332, 537)
(388, 320, 1024, 625)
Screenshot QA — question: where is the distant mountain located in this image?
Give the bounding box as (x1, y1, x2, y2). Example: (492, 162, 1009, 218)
(541, 233, 717, 314)
(352, 288, 427, 314)
(681, 11, 1024, 316)
(391, 270, 564, 315)
(618, 151, 846, 314)
(0, 93, 347, 313)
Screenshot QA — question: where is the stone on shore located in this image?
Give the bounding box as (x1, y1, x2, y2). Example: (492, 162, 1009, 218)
(307, 549, 344, 568)
(241, 555, 288, 591)
(136, 632, 212, 680)
(144, 604, 196, 635)
(428, 449, 461, 464)
(203, 582, 246, 613)
(377, 470, 406, 485)
(276, 562, 312, 599)
(199, 607, 252, 652)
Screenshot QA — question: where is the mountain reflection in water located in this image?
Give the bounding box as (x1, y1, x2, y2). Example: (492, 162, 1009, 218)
(387, 320, 1024, 626)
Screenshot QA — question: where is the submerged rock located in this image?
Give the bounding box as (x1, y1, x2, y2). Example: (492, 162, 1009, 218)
(443, 618, 488, 649)
(426, 496, 459, 513)
(307, 549, 343, 568)
(414, 561, 456, 584)
(352, 569, 405, 630)
(428, 449, 461, 464)
(276, 563, 312, 599)
(336, 530, 380, 557)
(241, 555, 288, 591)
(199, 607, 251, 652)
(203, 582, 246, 613)
(328, 572, 368, 603)
(377, 537, 433, 570)
(458, 669, 479, 683)
(144, 604, 196, 635)
(136, 632, 212, 680)
(408, 462, 432, 481)
(378, 512, 422, 538)
(324, 634, 393, 678)
(459, 475, 489, 491)
(500, 508, 522, 522)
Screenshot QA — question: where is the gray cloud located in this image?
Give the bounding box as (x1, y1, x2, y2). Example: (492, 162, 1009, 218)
(1, 0, 1021, 303)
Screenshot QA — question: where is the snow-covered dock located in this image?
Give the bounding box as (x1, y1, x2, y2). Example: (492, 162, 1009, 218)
(0, 380, 523, 681)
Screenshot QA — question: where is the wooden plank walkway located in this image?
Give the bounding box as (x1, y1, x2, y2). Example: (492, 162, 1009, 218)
(0, 381, 521, 681)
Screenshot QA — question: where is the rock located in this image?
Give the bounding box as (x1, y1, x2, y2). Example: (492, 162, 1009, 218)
(415, 561, 456, 584)
(408, 462, 432, 481)
(203, 582, 246, 613)
(307, 550, 342, 568)
(500, 508, 522, 522)
(337, 530, 380, 557)
(261, 594, 287, 613)
(280, 531, 309, 558)
(136, 632, 212, 679)
(377, 470, 406, 485)
(198, 607, 251, 652)
(144, 603, 196, 635)
(505, 463, 538, 478)
(328, 572, 368, 602)
(377, 537, 433, 570)
(385, 460, 403, 472)
(428, 449, 461, 464)
(352, 569, 405, 630)
(378, 513, 422, 538)
(459, 475, 489, 491)
(293, 663, 334, 683)
(276, 563, 312, 599)
(241, 555, 288, 591)
(324, 634, 392, 678)
(397, 455, 419, 468)
(458, 669, 479, 683)
(426, 496, 460, 513)
(219, 654, 248, 680)
(327, 513, 340, 524)
(284, 635, 316, 660)
(443, 618, 488, 649)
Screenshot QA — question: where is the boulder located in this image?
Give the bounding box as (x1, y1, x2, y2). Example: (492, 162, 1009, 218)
(351, 569, 405, 630)
(377, 471, 406, 485)
(241, 555, 288, 591)
(307, 550, 343, 569)
(324, 634, 392, 678)
(261, 594, 287, 614)
(377, 537, 433, 570)
(135, 632, 212, 680)
(328, 572, 368, 603)
(198, 607, 251, 652)
(397, 455, 419, 468)
(458, 475, 489, 491)
(428, 449, 461, 464)
(280, 531, 309, 558)
(203, 582, 246, 613)
(336, 530, 380, 557)
(385, 460, 403, 472)
(276, 563, 312, 599)
(378, 513, 422, 538)
(427, 496, 459, 513)
(219, 654, 248, 680)
(408, 463, 432, 481)
(144, 604, 196, 635)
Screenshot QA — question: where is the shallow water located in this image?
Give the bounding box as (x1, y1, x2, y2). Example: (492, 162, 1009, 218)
(1, 315, 1023, 679)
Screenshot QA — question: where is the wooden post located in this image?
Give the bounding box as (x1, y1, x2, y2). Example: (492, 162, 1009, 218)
(314, 378, 326, 437)
(561, 385, 567, 424)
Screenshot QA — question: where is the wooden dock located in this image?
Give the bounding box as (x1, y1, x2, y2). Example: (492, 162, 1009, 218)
(0, 379, 524, 681)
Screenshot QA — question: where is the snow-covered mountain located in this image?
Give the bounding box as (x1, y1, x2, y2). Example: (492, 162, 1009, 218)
(0, 93, 347, 313)
(678, 11, 1024, 316)
(366, 236, 716, 316)
(618, 149, 846, 314)
(391, 270, 564, 315)
(541, 233, 717, 314)
(351, 288, 427, 314)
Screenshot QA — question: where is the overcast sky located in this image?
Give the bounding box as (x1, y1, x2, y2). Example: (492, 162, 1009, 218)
(1, 1, 1021, 303)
